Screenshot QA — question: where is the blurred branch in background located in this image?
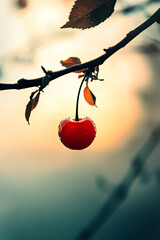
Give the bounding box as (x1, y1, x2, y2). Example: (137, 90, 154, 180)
(135, 38, 160, 54)
(117, 0, 160, 16)
(76, 124, 160, 240)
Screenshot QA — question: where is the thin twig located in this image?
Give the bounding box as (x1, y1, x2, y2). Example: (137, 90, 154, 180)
(0, 8, 159, 91)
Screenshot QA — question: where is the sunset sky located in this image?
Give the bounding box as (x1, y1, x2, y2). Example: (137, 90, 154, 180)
(0, 1, 159, 239)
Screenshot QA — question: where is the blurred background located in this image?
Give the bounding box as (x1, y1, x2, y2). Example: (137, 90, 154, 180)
(0, 0, 160, 239)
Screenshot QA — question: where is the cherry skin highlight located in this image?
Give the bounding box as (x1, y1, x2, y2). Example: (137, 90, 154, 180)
(58, 117, 96, 150)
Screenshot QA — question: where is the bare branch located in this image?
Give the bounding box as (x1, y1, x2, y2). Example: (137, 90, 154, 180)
(0, 8, 159, 91)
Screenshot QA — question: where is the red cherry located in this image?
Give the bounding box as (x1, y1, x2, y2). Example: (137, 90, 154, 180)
(58, 117, 96, 150)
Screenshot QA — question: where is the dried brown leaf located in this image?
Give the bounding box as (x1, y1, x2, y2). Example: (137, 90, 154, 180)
(78, 74, 84, 78)
(32, 92, 40, 110)
(25, 91, 40, 124)
(84, 86, 96, 106)
(25, 99, 33, 124)
(60, 57, 85, 73)
(61, 0, 117, 29)
(60, 57, 81, 67)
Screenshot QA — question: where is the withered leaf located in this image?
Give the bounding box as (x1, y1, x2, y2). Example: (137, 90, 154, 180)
(84, 86, 96, 106)
(60, 57, 84, 73)
(31, 92, 40, 110)
(78, 74, 84, 78)
(61, 0, 117, 29)
(25, 91, 40, 124)
(60, 57, 81, 68)
(25, 99, 32, 124)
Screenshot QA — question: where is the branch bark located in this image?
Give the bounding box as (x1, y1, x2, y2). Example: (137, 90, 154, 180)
(0, 8, 159, 91)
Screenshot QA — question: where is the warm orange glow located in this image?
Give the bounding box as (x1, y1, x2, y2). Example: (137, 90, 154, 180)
(0, 1, 155, 176)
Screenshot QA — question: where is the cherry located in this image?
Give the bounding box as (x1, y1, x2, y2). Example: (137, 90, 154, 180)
(58, 117, 96, 150)
(58, 71, 97, 150)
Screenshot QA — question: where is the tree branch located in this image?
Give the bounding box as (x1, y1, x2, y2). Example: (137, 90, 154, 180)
(0, 8, 159, 91)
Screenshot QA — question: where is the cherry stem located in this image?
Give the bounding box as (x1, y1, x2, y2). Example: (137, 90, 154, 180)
(75, 76, 87, 122)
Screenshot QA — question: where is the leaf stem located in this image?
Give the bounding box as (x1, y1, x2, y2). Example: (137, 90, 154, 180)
(75, 76, 86, 121)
